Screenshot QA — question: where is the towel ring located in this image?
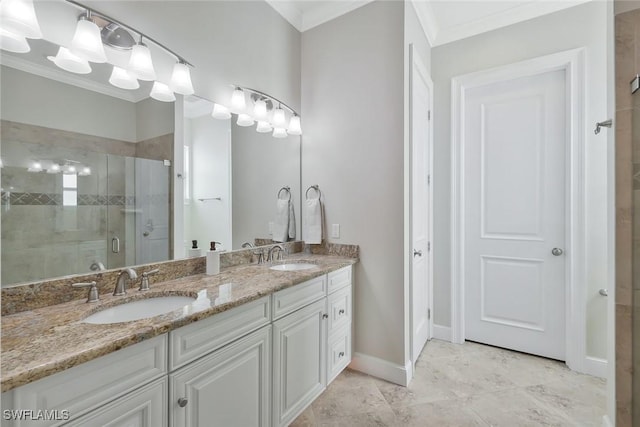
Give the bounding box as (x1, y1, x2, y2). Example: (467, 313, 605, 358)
(277, 186, 291, 201)
(305, 185, 321, 200)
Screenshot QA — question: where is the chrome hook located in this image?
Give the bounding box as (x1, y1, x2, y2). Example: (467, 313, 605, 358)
(594, 119, 612, 135)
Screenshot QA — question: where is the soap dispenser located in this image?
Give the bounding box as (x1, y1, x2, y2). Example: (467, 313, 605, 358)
(206, 241, 222, 275)
(188, 240, 201, 258)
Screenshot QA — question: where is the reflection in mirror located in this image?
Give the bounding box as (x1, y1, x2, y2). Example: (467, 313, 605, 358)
(1, 41, 174, 286)
(182, 96, 301, 251)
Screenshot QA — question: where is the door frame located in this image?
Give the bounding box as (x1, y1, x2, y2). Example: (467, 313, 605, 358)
(408, 44, 435, 368)
(450, 48, 586, 372)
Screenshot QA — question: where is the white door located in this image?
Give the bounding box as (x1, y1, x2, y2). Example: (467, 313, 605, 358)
(411, 46, 432, 364)
(463, 69, 566, 360)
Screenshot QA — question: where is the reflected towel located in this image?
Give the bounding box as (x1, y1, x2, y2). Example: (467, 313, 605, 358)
(288, 200, 296, 240)
(273, 198, 289, 243)
(304, 198, 323, 244)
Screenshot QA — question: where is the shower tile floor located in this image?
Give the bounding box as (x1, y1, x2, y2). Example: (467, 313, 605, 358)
(291, 339, 606, 427)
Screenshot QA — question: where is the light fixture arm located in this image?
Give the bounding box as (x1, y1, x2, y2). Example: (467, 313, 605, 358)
(65, 0, 193, 67)
(238, 85, 299, 116)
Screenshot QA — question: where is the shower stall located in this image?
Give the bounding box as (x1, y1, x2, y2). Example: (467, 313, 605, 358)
(0, 139, 170, 286)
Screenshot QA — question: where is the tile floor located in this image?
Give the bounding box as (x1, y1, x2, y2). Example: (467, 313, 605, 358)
(291, 339, 606, 427)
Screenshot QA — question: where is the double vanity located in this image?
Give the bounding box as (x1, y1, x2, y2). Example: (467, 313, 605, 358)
(1, 248, 357, 427)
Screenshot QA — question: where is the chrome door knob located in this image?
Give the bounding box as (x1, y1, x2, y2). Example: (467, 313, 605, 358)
(178, 397, 188, 408)
(551, 248, 564, 256)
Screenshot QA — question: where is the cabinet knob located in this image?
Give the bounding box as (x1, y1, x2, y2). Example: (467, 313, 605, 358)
(338, 309, 345, 315)
(178, 397, 188, 408)
(339, 352, 345, 358)
(322, 314, 329, 319)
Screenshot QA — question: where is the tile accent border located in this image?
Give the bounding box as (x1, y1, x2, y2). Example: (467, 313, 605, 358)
(1, 192, 135, 206)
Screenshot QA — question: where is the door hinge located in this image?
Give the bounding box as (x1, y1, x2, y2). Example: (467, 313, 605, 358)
(427, 175, 431, 185)
(428, 110, 431, 121)
(428, 242, 431, 252)
(428, 308, 431, 319)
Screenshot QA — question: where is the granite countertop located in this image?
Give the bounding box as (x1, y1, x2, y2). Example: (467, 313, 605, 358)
(1, 254, 356, 393)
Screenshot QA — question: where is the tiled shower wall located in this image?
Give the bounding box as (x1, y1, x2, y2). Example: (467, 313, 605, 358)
(615, 9, 640, 427)
(0, 120, 173, 286)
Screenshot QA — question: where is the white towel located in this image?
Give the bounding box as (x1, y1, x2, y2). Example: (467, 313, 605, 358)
(272, 199, 289, 243)
(288, 200, 296, 240)
(304, 198, 323, 244)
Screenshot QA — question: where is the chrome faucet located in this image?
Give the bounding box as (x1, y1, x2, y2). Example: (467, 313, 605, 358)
(114, 268, 137, 296)
(267, 244, 285, 262)
(241, 242, 255, 248)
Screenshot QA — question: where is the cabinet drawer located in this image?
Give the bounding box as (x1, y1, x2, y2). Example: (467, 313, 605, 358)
(327, 285, 352, 334)
(169, 296, 270, 370)
(327, 323, 352, 385)
(272, 275, 327, 320)
(327, 266, 352, 294)
(65, 377, 168, 427)
(10, 335, 167, 427)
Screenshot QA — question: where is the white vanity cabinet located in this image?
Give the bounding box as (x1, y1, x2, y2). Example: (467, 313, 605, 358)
(272, 266, 353, 427)
(169, 325, 271, 427)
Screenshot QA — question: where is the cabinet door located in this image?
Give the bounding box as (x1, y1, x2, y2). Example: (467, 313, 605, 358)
(272, 298, 327, 427)
(170, 325, 271, 427)
(65, 377, 167, 427)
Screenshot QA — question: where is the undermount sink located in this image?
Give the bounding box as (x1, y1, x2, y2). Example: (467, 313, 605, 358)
(83, 296, 196, 324)
(269, 263, 317, 272)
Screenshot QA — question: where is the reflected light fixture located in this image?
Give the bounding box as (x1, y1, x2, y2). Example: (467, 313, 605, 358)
(272, 128, 288, 138)
(0, 28, 30, 53)
(47, 47, 91, 74)
(78, 166, 91, 176)
(170, 61, 194, 95)
(70, 11, 107, 63)
(0, 0, 42, 39)
(237, 114, 255, 127)
(128, 39, 156, 81)
(109, 66, 139, 90)
(253, 99, 268, 120)
(63, 164, 77, 174)
(47, 163, 61, 174)
(256, 121, 272, 133)
(287, 115, 302, 136)
(230, 87, 246, 112)
(212, 103, 231, 120)
(150, 81, 175, 102)
(27, 161, 42, 172)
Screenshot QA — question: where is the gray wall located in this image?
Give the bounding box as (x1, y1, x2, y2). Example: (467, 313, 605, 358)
(302, 1, 407, 367)
(431, 1, 608, 360)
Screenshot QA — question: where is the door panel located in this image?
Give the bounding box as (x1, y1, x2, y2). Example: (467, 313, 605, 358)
(464, 69, 566, 360)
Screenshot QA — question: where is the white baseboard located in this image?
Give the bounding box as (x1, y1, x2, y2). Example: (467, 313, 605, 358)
(602, 414, 613, 427)
(349, 352, 411, 386)
(583, 356, 607, 379)
(432, 324, 452, 341)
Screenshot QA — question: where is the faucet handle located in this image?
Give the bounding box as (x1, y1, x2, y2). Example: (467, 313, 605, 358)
(139, 269, 160, 291)
(72, 281, 99, 303)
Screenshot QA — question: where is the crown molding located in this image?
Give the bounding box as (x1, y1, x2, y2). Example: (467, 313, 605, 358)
(266, 0, 374, 32)
(410, 1, 438, 46)
(0, 54, 144, 103)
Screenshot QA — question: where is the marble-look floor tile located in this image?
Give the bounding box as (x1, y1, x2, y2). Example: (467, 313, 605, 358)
(290, 406, 316, 427)
(467, 388, 576, 427)
(393, 398, 489, 427)
(317, 407, 398, 427)
(311, 369, 391, 419)
(373, 365, 459, 408)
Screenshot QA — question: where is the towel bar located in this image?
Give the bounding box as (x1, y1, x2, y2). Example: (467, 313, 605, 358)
(277, 186, 291, 200)
(305, 185, 321, 200)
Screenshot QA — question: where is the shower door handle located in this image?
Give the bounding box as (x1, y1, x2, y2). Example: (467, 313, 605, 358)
(112, 237, 120, 253)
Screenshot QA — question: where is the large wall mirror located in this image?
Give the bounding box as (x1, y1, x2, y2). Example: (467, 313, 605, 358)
(1, 38, 301, 287)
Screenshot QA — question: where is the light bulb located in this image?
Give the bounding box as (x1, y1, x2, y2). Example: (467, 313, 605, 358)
(47, 163, 61, 174)
(0, 28, 29, 53)
(27, 161, 42, 172)
(109, 66, 139, 90)
(272, 107, 286, 128)
(256, 121, 272, 133)
(47, 47, 91, 74)
(78, 166, 91, 176)
(150, 81, 175, 102)
(211, 103, 231, 120)
(70, 16, 107, 63)
(288, 115, 302, 135)
(230, 88, 246, 112)
(236, 114, 254, 127)
(253, 99, 267, 120)
(128, 42, 156, 81)
(272, 128, 288, 138)
(0, 0, 42, 39)
(63, 165, 77, 174)
(170, 62, 194, 95)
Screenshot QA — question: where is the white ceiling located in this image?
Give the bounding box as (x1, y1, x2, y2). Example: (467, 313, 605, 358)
(266, 0, 595, 46)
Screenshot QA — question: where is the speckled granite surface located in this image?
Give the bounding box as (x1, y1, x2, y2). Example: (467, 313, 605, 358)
(1, 253, 357, 393)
